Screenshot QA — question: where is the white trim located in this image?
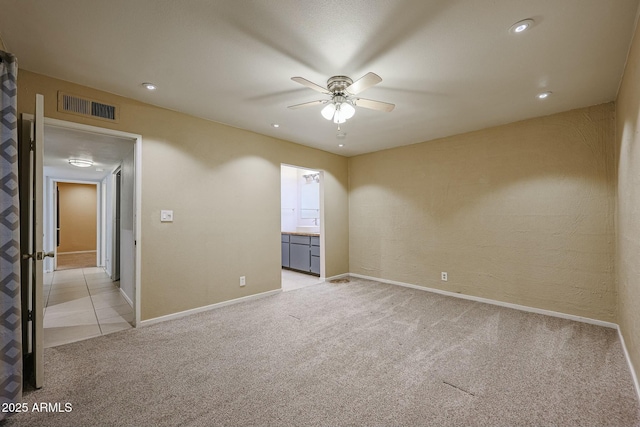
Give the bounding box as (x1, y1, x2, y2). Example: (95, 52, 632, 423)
(53, 178, 102, 185)
(139, 289, 282, 327)
(120, 287, 134, 308)
(51, 179, 101, 269)
(45, 177, 55, 272)
(43, 117, 142, 141)
(280, 163, 326, 280)
(110, 165, 122, 282)
(617, 326, 640, 402)
(349, 273, 618, 329)
(134, 135, 142, 327)
(34, 116, 143, 328)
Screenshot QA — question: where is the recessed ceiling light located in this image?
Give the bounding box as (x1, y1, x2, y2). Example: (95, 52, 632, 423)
(142, 82, 157, 90)
(509, 19, 534, 34)
(338, 143, 345, 148)
(69, 159, 93, 168)
(537, 91, 552, 99)
(271, 123, 280, 128)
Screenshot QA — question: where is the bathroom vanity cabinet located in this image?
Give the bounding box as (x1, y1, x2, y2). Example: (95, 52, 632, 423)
(281, 233, 320, 276)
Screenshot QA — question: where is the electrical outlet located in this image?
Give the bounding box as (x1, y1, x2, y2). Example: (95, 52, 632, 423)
(240, 276, 246, 287)
(441, 272, 448, 282)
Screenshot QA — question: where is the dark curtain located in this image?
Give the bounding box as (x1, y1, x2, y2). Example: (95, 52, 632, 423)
(0, 50, 21, 420)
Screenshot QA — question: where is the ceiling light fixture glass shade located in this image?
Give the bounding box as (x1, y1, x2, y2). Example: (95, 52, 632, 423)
(333, 104, 347, 124)
(321, 102, 336, 120)
(322, 97, 356, 124)
(68, 159, 93, 168)
(335, 102, 355, 123)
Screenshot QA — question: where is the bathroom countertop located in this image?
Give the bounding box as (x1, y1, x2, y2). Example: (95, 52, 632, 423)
(282, 231, 320, 237)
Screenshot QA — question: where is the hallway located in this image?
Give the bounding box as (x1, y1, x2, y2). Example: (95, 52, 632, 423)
(43, 267, 133, 348)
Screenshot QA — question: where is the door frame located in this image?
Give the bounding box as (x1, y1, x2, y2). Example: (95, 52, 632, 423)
(23, 114, 143, 326)
(280, 163, 326, 279)
(46, 179, 102, 272)
(111, 166, 122, 282)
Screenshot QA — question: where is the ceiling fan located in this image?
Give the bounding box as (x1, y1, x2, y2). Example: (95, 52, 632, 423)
(288, 72, 395, 125)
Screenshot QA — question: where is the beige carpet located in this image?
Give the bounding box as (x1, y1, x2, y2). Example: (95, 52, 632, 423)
(55, 252, 96, 270)
(7, 277, 640, 426)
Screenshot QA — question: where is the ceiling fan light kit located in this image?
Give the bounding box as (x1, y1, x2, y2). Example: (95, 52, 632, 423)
(68, 158, 93, 168)
(289, 72, 394, 126)
(321, 95, 356, 123)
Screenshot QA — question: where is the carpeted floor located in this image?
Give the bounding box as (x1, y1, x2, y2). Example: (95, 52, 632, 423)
(6, 277, 640, 426)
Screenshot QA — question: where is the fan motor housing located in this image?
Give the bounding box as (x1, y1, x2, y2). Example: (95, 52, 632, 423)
(327, 76, 353, 94)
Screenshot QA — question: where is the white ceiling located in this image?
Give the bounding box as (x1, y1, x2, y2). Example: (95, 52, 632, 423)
(44, 125, 134, 181)
(1, 0, 639, 156)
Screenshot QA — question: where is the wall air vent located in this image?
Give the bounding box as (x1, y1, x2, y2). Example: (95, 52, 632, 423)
(57, 92, 120, 123)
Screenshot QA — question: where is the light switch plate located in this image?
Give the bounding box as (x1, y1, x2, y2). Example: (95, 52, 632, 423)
(161, 210, 174, 222)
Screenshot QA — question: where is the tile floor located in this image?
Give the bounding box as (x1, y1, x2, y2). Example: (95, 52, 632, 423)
(43, 267, 134, 348)
(281, 269, 322, 292)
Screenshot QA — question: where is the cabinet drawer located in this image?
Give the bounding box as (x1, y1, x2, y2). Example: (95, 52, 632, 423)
(290, 235, 311, 245)
(281, 234, 290, 243)
(311, 245, 320, 257)
(311, 236, 320, 246)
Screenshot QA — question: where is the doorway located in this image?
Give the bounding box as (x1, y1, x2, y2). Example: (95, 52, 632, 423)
(39, 120, 139, 347)
(54, 181, 98, 270)
(280, 164, 325, 291)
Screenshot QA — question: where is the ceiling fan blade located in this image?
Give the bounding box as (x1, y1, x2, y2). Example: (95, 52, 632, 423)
(346, 72, 382, 95)
(287, 100, 327, 109)
(355, 98, 395, 112)
(291, 77, 330, 94)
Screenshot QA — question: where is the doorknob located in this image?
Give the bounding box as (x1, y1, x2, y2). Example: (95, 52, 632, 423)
(34, 251, 55, 260)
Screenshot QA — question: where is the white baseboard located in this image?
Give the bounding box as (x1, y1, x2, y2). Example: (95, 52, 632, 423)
(348, 273, 618, 329)
(57, 250, 97, 254)
(120, 288, 133, 308)
(617, 326, 640, 403)
(139, 289, 281, 327)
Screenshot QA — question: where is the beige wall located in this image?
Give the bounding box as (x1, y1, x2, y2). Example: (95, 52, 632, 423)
(17, 70, 349, 320)
(57, 182, 97, 253)
(17, 67, 628, 343)
(349, 103, 617, 322)
(616, 18, 640, 387)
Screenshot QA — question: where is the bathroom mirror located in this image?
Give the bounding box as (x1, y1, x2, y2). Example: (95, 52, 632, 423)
(301, 181, 319, 219)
